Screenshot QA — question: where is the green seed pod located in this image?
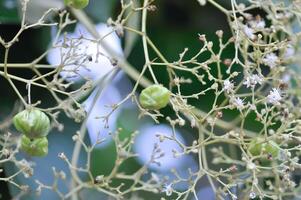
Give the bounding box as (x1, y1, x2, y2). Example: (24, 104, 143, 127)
(248, 138, 279, 164)
(20, 135, 48, 157)
(139, 85, 171, 110)
(13, 109, 50, 139)
(64, 0, 89, 9)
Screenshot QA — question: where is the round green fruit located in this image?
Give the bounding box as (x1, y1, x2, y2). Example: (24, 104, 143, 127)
(248, 138, 279, 161)
(13, 109, 50, 139)
(64, 0, 89, 9)
(139, 85, 171, 110)
(21, 135, 48, 157)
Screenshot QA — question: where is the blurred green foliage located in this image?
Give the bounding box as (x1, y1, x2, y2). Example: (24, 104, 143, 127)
(0, 0, 19, 24)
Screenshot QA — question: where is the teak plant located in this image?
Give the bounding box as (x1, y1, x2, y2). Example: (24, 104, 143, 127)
(1, 0, 301, 199)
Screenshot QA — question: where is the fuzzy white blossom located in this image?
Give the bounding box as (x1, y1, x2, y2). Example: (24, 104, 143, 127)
(255, 20, 265, 29)
(262, 53, 278, 68)
(267, 88, 282, 105)
(250, 19, 265, 29)
(223, 79, 234, 93)
(231, 97, 244, 111)
(243, 74, 263, 88)
(243, 25, 255, 40)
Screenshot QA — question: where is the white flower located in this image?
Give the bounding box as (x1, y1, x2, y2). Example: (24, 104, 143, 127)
(255, 20, 265, 29)
(47, 23, 123, 82)
(267, 88, 282, 105)
(243, 74, 263, 88)
(262, 53, 278, 68)
(250, 19, 265, 29)
(243, 25, 255, 40)
(223, 79, 234, 93)
(231, 97, 244, 111)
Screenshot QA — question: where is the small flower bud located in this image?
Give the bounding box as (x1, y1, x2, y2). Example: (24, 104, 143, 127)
(58, 152, 67, 160)
(216, 30, 223, 38)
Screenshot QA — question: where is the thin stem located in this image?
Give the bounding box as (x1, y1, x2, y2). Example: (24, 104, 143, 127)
(142, 0, 158, 84)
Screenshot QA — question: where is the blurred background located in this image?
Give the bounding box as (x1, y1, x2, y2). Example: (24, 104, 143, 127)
(0, 0, 253, 199)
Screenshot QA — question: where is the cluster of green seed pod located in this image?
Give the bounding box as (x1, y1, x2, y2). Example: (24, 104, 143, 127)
(64, 0, 89, 9)
(139, 85, 171, 110)
(248, 137, 279, 165)
(13, 108, 51, 157)
(20, 135, 48, 157)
